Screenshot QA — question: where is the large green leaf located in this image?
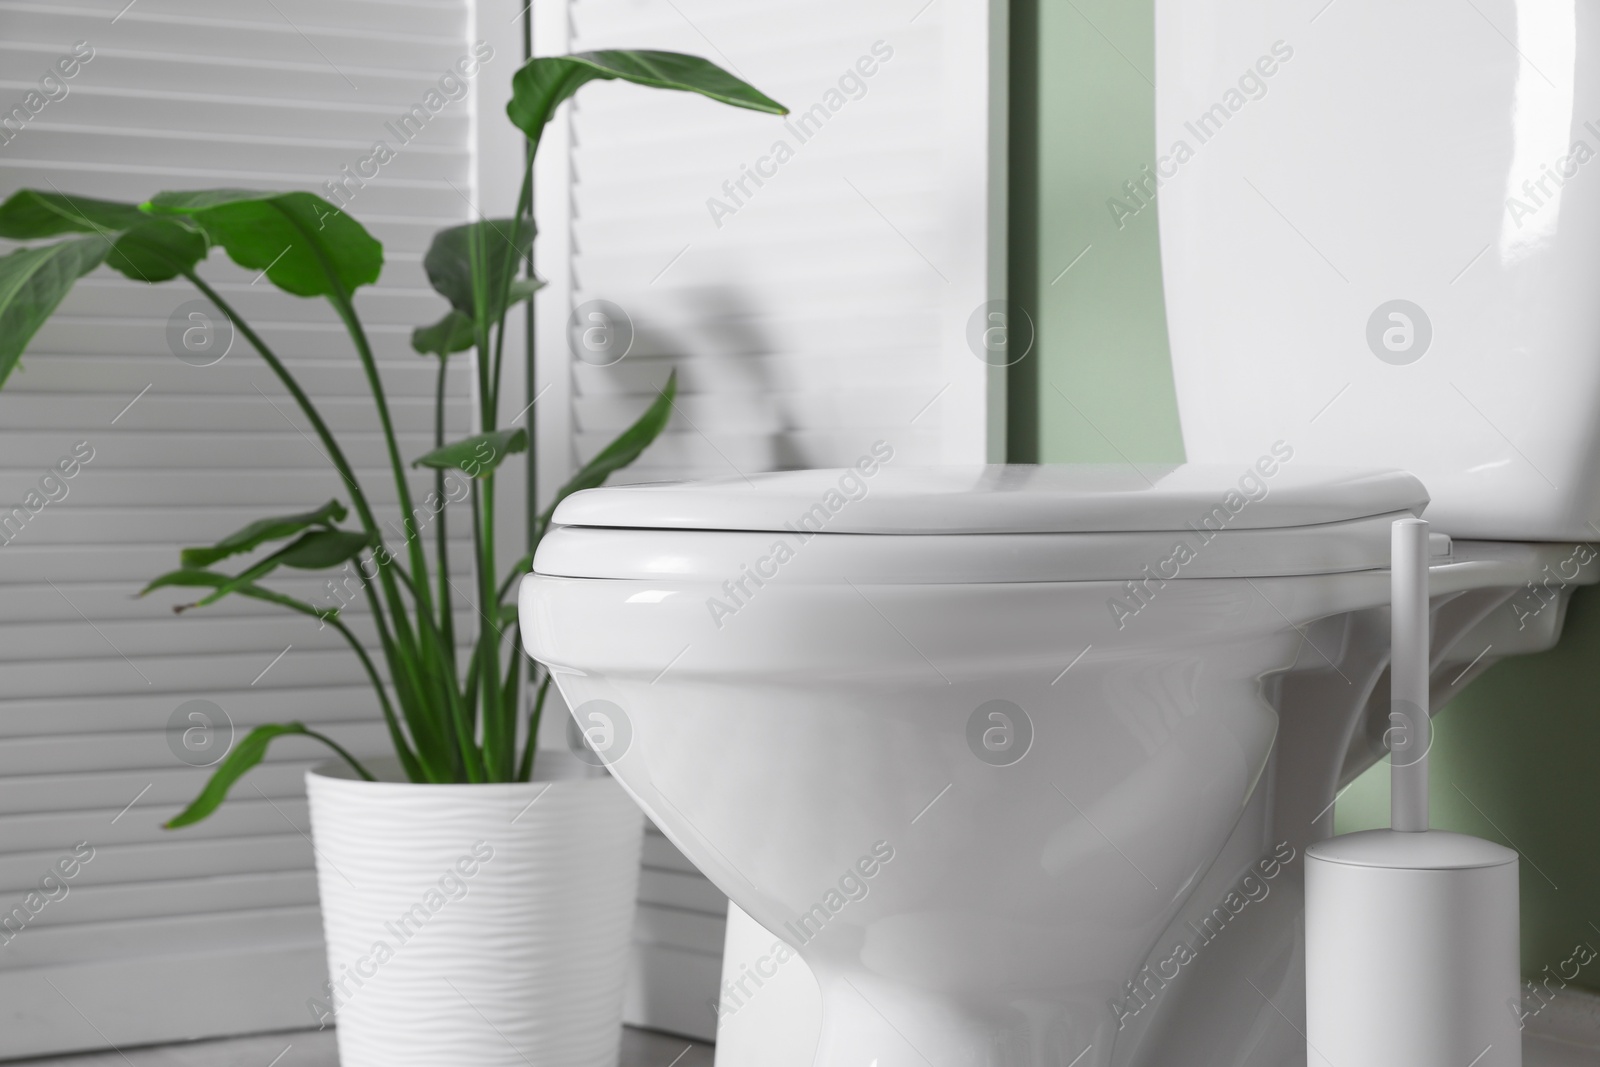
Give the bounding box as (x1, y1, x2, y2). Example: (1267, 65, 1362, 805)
(180, 499, 348, 569)
(423, 217, 534, 320)
(141, 568, 340, 620)
(166, 722, 373, 829)
(412, 280, 541, 357)
(166, 724, 308, 827)
(412, 310, 476, 358)
(146, 190, 382, 298)
(203, 528, 372, 602)
(144, 528, 370, 607)
(266, 528, 371, 569)
(0, 190, 145, 239)
(106, 218, 209, 284)
(508, 51, 787, 153)
(541, 370, 677, 525)
(0, 237, 110, 388)
(413, 427, 527, 478)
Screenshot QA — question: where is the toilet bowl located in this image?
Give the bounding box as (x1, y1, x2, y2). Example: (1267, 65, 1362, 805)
(521, 0, 1600, 1062)
(520, 467, 1597, 1065)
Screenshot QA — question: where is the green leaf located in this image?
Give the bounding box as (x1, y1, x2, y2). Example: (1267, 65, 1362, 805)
(143, 529, 370, 608)
(420, 218, 540, 336)
(272, 528, 372, 569)
(180, 499, 348, 569)
(165, 722, 374, 829)
(143, 567, 239, 598)
(145, 190, 382, 298)
(507, 277, 544, 302)
(203, 528, 372, 603)
(542, 370, 677, 524)
(141, 568, 340, 620)
(409, 277, 543, 359)
(411, 309, 476, 358)
(0, 190, 145, 239)
(413, 427, 527, 478)
(166, 723, 310, 828)
(508, 51, 787, 154)
(0, 236, 110, 389)
(106, 218, 209, 284)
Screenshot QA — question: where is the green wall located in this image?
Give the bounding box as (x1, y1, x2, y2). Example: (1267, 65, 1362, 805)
(1010, 0, 1600, 995)
(1334, 589, 1600, 993)
(1007, 0, 1182, 466)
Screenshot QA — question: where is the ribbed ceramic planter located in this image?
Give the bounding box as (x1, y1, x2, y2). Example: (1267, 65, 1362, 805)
(305, 752, 644, 1067)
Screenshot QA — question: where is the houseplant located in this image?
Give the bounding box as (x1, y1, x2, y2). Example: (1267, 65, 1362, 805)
(0, 50, 785, 1065)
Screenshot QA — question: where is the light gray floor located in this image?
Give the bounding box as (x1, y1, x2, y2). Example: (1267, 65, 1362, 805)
(7, 1029, 1594, 1065)
(1, 1027, 714, 1066)
(1530, 1035, 1600, 1066)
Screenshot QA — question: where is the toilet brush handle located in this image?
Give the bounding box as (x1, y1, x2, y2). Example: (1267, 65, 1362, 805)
(1390, 518, 1431, 832)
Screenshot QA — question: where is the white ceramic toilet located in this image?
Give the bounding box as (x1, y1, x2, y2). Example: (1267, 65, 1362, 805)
(520, 1, 1600, 1064)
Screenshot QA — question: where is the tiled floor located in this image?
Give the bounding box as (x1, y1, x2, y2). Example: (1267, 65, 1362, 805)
(3, 1026, 714, 1066)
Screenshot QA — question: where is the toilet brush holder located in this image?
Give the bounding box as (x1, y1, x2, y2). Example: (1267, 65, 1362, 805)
(1305, 831, 1520, 1065)
(1304, 518, 1523, 1066)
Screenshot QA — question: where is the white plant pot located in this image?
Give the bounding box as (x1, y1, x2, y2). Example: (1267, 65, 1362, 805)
(305, 752, 644, 1067)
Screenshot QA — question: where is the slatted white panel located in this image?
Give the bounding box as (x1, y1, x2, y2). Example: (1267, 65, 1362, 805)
(531, 0, 1005, 1041)
(0, 0, 500, 1056)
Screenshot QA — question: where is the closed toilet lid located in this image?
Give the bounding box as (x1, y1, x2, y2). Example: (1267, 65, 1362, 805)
(551, 463, 1426, 535)
(536, 463, 1432, 584)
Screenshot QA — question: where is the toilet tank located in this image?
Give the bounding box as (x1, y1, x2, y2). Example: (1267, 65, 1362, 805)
(1155, 0, 1600, 540)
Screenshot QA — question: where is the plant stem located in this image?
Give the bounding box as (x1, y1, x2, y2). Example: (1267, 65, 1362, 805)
(327, 615, 423, 782)
(497, 554, 531, 607)
(184, 273, 373, 536)
(517, 672, 550, 782)
(322, 290, 468, 779)
(266, 202, 433, 600)
(303, 727, 378, 782)
(387, 553, 483, 783)
(485, 477, 504, 776)
(327, 291, 433, 614)
(434, 357, 456, 656)
(490, 146, 536, 419)
(470, 480, 506, 778)
(499, 628, 523, 776)
(263, 199, 436, 647)
(184, 271, 441, 782)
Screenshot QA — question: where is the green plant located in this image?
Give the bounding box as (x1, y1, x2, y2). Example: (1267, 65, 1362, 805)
(0, 52, 785, 824)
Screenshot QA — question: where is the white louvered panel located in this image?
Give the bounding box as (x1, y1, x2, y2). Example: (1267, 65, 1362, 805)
(0, 433, 452, 472)
(0, 684, 391, 739)
(0, 574, 447, 618)
(0, 836, 319, 891)
(531, 0, 1003, 1040)
(0, 905, 324, 970)
(0, 870, 318, 926)
(0, 759, 326, 814)
(0, 720, 396, 775)
(1, 797, 314, 847)
(0, 0, 505, 1057)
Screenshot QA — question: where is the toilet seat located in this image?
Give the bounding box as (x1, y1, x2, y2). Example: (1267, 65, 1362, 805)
(536, 464, 1434, 584)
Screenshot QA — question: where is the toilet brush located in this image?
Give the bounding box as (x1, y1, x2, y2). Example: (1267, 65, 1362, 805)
(1304, 517, 1523, 1066)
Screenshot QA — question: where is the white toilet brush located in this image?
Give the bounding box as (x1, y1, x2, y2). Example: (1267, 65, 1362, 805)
(1304, 517, 1523, 1066)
